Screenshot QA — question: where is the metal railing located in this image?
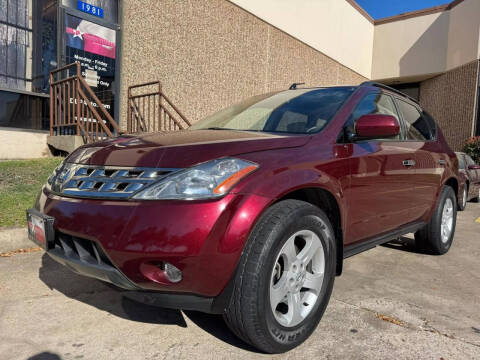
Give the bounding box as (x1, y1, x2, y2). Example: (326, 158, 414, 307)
(127, 81, 190, 133)
(49, 62, 121, 143)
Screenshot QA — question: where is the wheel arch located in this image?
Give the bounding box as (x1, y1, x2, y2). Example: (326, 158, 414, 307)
(444, 177, 459, 201)
(274, 187, 344, 276)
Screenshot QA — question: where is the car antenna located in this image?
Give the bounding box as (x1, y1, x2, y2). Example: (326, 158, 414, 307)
(289, 82, 305, 90)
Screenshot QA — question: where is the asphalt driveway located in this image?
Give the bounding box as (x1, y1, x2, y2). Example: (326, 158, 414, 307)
(1, 203, 479, 359)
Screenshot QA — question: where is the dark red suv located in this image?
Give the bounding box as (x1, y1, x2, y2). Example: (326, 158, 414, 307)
(28, 82, 459, 353)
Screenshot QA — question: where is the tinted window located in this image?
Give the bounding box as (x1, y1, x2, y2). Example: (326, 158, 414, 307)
(344, 92, 401, 140)
(421, 111, 437, 139)
(397, 99, 433, 141)
(190, 88, 354, 134)
(0, 90, 50, 130)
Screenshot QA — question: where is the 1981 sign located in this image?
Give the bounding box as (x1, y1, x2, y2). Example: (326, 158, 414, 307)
(77, 1, 104, 18)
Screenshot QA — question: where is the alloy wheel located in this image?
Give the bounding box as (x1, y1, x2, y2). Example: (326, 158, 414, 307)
(270, 230, 325, 327)
(441, 198, 454, 243)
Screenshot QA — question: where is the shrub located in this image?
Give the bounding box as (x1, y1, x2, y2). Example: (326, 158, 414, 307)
(463, 136, 480, 163)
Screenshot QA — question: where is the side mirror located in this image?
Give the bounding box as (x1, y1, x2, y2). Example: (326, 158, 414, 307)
(355, 114, 400, 139)
(468, 164, 480, 170)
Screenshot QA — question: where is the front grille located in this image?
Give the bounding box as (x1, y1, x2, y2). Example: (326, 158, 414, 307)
(54, 232, 114, 267)
(52, 164, 178, 199)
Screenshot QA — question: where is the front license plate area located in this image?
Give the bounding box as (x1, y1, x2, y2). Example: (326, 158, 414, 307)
(27, 209, 54, 249)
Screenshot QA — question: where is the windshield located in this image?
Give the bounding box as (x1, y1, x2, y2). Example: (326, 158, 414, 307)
(190, 87, 355, 134)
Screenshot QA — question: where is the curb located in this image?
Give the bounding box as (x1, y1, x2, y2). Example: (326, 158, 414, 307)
(0, 227, 33, 253)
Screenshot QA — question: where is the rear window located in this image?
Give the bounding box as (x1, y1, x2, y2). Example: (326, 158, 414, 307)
(397, 99, 435, 141)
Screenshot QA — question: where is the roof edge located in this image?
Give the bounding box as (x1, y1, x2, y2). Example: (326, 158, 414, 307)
(374, 0, 464, 25)
(345, 0, 375, 25)
(345, 0, 375, 24)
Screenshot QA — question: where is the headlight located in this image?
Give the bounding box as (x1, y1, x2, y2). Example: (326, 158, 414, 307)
(132, 158, 258, 200)
(46, 161, 66, 189)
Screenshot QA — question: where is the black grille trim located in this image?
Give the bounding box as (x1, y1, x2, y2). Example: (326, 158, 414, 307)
(54, 232, 114, 267)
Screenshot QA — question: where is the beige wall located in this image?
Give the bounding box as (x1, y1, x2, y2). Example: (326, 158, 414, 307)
(119, 0, 367, 129)
(419, 61, 478, 151)
(0, 128, 51, 159)
(372, 0, 480, 81)
(372, 12, 449, 80)
(446, 0, 480, 70)
(230, 0, 374, 78)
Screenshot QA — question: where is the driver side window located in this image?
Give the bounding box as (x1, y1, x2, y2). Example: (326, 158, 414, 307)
(344, 93, 402, 141)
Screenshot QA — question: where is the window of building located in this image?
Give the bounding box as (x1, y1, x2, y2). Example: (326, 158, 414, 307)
(396, 99, 434, 141)
(32, 0, 58, 93)
(390, 82, 420, 101)
(0, 0, 33, 91)
(0, 90, 49, 130)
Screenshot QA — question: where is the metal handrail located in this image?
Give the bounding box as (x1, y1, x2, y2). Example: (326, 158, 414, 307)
(127, 81, 190, 134)
(49, 62, 121, 143)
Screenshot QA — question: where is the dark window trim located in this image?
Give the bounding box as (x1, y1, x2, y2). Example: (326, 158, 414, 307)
(0, 74, 33, 82)
(392, 96, 437, 143)
(0, 20, 33, 32)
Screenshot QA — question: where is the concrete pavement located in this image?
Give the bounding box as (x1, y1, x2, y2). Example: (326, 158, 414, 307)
(0, 204, 479, 359)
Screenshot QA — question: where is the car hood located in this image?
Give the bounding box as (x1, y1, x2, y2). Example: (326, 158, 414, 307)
(66, 130, 311, 168)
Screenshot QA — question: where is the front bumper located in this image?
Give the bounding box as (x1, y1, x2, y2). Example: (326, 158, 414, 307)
(36, 186, 271, 300)
(47, 246, 139, 290)
(46, 244, 227, 313)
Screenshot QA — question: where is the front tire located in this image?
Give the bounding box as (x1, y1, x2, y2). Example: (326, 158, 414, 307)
(415, 186, 457, 255)
(223, 200, 336, 353)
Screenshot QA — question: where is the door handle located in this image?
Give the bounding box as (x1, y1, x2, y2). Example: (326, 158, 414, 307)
(402, 159, 416, 167)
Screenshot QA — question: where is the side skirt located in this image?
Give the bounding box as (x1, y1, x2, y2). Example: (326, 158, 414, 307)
(343, 222, 426, 259)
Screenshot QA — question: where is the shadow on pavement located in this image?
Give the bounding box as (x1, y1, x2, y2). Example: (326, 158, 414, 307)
(183, 311, 257, 352)
(38, 254, 257, 352)
(27, 352, 62, 360)
(39, 254, 187, 327)
(382, 236, 433, 255)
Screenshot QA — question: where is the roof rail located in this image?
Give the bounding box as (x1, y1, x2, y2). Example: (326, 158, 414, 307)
(360, 81, 419, 104)
(289, 82, 305, 90)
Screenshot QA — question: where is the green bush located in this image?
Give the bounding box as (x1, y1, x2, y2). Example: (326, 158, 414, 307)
(463, 136, 480, 163)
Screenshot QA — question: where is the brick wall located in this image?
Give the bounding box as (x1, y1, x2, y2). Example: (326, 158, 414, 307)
(119, 0, 367, 129)
(419, 60, 478, 151)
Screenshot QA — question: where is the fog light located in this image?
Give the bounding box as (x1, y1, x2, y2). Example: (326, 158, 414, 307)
(164, 262, 182, 283)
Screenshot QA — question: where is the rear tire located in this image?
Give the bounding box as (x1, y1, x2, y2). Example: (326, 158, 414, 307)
(223, 199, 336, 353)
(415, 186, 456, 255)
